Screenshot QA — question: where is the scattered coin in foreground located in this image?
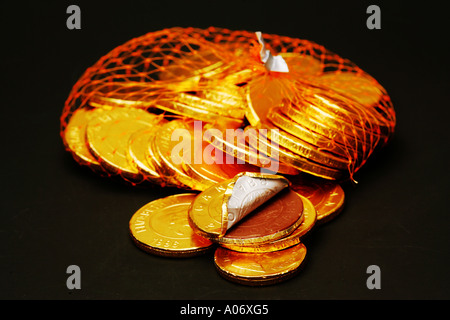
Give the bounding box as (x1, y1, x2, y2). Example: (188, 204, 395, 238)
(129, 193, 214, 258)
(214, 243, 307, 286)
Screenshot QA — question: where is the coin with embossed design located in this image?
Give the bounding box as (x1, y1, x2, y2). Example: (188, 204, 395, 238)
(214, 243, 307, 286)
(187, 180, 231, 239)
(86, 107, 162, 181)
(129, 194, 214, 257)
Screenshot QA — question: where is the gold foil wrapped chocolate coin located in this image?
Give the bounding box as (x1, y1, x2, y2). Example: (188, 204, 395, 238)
(86, 107, 163, 181)
(221, 194, 316, 253)
(214, 243, 307, 286)
(129, 194, 214, 257)
(188, 172, 304, 245)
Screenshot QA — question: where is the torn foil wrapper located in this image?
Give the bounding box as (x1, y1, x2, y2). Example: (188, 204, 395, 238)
(220, 172, 290, 236)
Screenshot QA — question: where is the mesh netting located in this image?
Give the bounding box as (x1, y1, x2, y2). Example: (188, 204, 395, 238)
(60, 26, 395, 184)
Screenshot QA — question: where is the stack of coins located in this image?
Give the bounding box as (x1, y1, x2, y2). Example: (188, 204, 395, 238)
(154, 50, 248, 127)
(129, 172, 345, 286)
(64, 106, 165, 184)
(245, 76, 394, 181)
(63, 105, 249, 189)
(63, 51, 257, 188)
(62, 27, 395, 184)
(64, 102, 291, 190)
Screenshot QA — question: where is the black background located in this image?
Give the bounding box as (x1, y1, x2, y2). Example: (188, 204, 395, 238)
(1, 0, 449, 302)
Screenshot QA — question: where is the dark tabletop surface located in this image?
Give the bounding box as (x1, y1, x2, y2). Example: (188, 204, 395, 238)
(1, 0, 449, 301)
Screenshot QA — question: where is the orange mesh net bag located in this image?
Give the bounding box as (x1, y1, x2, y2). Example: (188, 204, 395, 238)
(60, 26, 395, 186)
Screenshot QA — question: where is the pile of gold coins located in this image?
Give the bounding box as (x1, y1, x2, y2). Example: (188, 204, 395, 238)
(129, 172, 345, 286)
(61, 27, 395, 286)
(63, 103, 256, 190)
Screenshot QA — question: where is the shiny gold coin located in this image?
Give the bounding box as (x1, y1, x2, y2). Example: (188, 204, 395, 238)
(188, 180, 230, 238)
(214, 243, 307, 286)
(267, 108, 350, 158)
(290, 174, 345, 224)
(64, 108, 102, 170)
(203, 123, 300, 175)
(152, 119, 212, 191)
(86, 107, 163, 181)
(221, 195, 316, 253)
(129, 193, 214, 257)
(253, 124, 349, 170)
(245, 127, 343, 180)
(128, 126, 163, 184)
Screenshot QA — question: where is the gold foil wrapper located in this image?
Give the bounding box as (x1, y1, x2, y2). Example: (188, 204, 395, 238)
(214, 243, 307, 286)
(129, 194, 214, 257)
(221, 194, 316, 253)
(220, 172, 290, 235)
(188, 172, 304, 246)
(86, 107, 163, 182)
